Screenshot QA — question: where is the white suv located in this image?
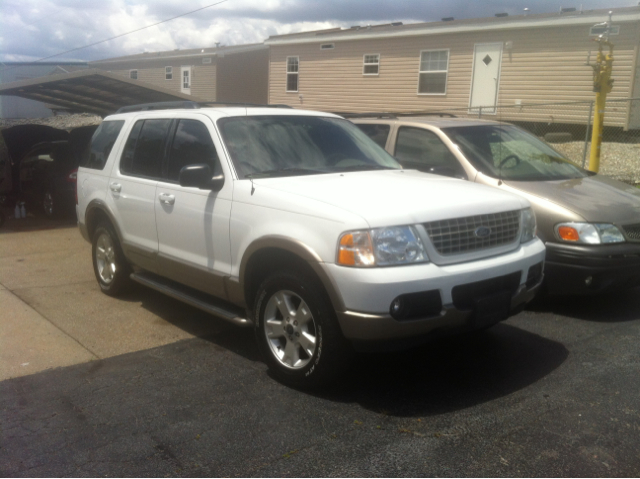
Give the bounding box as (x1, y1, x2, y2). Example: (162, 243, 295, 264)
(77, 102, 545, 387)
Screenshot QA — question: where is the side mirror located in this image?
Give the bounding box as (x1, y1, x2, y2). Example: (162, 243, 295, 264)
(179, 164, 225, 191)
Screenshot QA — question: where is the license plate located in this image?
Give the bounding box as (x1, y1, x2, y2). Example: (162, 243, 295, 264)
(473, 290, 511, 328)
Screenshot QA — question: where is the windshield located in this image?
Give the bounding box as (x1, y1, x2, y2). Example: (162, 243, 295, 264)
(217, 115, 400, 178)
(442, 124, 590, 181)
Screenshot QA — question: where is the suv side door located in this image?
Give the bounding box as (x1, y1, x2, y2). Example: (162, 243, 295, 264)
(108, 117, 172, 273)
(154, 114, 233, 298)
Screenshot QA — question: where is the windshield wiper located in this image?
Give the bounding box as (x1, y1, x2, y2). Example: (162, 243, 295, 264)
(246, 167, 324, 179)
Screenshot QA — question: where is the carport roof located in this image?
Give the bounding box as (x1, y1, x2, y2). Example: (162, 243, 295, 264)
(0, 69, 204, 117)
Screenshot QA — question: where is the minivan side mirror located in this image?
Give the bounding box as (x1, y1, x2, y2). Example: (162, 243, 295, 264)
(179, 164, 225, 191)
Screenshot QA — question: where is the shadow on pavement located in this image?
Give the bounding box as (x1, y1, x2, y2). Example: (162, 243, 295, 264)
(308, 323, 568, 417)
(0, 208, 76, 234)
(527, 286, 640, 323)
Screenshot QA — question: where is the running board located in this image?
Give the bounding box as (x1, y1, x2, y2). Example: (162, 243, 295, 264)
(130, 272, 252, 327)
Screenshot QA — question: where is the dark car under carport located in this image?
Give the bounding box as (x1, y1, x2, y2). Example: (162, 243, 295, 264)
(1, 124, 98, 217)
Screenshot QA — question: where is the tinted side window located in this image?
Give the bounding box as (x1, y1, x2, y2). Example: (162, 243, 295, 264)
(81, 120, 125, 170)
(356, 124, 390, 149)
(121, 119, 170, 179)
(167, 120, 219, 181)
(120, 120, 143, 174)
(395, 127, 461, 172)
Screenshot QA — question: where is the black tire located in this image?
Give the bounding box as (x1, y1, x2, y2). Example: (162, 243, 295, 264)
(254, 270, 352, 388)
(91, 221, 131, 296)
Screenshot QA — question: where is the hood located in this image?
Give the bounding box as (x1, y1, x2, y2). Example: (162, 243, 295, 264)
(253, 169, 528, 227)
(505, 175, 640, 225)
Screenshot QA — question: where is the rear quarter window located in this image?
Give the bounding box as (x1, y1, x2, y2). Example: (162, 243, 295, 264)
(355, 123, 390, 149)
(81, 120, 125, 170)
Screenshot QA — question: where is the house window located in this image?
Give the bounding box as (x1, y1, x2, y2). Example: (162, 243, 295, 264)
(202, 57, 212, 64)
(363, 54, 380, 75)
(129, 70, 138, 80)
(418, 50, 449, 95)
(165, 66, 172, 80)
(286, 56, 299, 92)
(320, 44, 334, 50)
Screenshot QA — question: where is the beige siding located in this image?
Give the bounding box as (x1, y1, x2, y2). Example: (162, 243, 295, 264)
(106, 59, 216, 100)
(217, 49, 269, 104)
(269, 22, 640, 127)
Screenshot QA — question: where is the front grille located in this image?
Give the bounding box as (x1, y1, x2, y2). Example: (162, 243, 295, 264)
(622, 223, 640, 242)
(424, 210, 520, 255)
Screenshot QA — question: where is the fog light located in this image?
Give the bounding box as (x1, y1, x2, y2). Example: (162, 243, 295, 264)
(585, 276, 593, 286)
(390, 297, 403, 317)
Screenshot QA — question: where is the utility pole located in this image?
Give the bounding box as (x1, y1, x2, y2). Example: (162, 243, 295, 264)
(586, 11, 614, 172)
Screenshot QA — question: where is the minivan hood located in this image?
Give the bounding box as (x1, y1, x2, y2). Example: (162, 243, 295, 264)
(254, 169, 527, 227)
(505, 175, 640, 225)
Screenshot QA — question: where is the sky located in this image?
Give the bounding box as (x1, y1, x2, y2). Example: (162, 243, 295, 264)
(0, 0, 638, 63)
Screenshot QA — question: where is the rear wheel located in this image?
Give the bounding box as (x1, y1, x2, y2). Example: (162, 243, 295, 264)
(254, 270, 351, 388)
(42, 189, 57, 218)
(92, 222, 130, 296)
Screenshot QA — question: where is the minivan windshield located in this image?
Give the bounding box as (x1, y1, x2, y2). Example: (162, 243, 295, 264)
(442, 124, 590, 181)
(218, 115, 401, 178)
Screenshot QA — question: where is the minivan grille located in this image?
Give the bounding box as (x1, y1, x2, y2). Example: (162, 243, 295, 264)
(424, 210, 520, 255)
(622, 223, 640, 242)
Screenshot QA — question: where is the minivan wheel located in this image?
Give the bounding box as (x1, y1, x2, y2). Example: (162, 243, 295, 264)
(254, 270, 351, 388)
(92, 222, 130, 296)
(43, 190, 56, 218)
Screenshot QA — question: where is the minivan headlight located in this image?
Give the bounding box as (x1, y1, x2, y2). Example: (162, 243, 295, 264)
(337, 226, 428, 267)
(555, 222, 625, 244)
(520, 208, 537, 243)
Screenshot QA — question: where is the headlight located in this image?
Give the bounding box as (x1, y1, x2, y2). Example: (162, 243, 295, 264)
(520, 208, 537, 243)
(337, 226, 428, 267)
(555, 222, 625, 244)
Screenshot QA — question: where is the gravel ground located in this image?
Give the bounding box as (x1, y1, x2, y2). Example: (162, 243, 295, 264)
(551, 140, 640, 185)
(0, 113, 102, 130)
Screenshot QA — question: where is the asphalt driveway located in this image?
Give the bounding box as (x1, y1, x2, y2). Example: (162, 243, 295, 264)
(1, 219, 639, 476)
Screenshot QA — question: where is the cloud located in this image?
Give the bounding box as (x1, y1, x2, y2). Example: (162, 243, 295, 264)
(0, 0, 637, 62)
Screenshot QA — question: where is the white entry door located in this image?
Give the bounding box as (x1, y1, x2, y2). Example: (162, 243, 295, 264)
(469, 43, 503, 114)
(181, 66, 191, 95)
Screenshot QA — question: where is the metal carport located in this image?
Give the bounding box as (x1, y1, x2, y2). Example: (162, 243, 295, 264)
(0, 69, 204, 117)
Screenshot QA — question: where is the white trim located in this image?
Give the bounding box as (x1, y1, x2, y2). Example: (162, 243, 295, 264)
(265, 12, 640, 46)
(589, 25, 621, 36)
(417, 49, 449, 96)
(286, 56, 299, 92)
(363, 53, 380, 76)
(129, 69, 138, 80)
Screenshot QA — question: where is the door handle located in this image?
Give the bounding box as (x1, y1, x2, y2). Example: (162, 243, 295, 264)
(109, 182, 121, 193)
(158, 193, 175, 205)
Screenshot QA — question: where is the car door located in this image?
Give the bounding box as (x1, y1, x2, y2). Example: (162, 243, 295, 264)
(393, 126, 467, 179)
(154, 115, 233, 298)
(107, 117, 171, 273)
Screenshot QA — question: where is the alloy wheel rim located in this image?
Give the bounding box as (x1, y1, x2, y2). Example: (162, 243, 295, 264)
(43, 192, 53, 216)
(95, 233, 117, 284)
(264, 289, 317, 369)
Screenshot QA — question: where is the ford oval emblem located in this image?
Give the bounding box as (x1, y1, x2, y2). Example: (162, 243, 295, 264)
(474, 226, 492, 239)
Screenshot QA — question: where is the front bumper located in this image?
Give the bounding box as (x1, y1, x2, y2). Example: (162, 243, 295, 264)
(544, 241, 640, 295)
(327, 240, 546, 349)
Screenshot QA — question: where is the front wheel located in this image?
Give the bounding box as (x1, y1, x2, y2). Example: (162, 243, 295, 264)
(254, 270, 351, 388)
(92, 222, 130, 296)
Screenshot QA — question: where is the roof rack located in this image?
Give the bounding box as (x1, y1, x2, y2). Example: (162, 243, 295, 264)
(337, 111, 457, 119)
(115, 101, 293, 114)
